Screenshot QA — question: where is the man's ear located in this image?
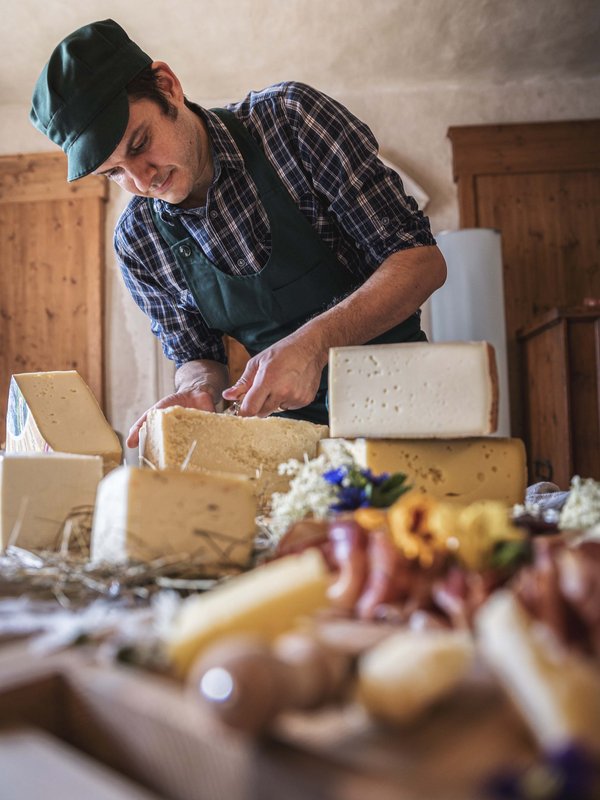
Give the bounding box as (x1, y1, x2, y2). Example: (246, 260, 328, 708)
(151, 61, 184, 103)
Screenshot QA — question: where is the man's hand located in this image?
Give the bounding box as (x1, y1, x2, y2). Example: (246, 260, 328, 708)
(222, 331, 327, 417)
(126, 386, 218, 448)
(127, 359, 229, 448)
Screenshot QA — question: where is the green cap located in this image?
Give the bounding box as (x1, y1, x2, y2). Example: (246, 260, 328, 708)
(30, 19, 152, 181)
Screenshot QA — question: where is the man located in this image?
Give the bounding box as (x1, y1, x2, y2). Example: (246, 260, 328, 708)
(31, 19, 446, 447)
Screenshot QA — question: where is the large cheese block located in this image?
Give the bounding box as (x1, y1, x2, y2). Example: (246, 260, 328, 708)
(319, 437, 526, 505)
(142, 407, 329, 508)
(5, 371, 122, 473)
(0, 452, 103, 551)
(328, 341, 498, 438)
(168, 548, 330, 677)
(476, 591, 600, 755)
(91, 465, 257, 568)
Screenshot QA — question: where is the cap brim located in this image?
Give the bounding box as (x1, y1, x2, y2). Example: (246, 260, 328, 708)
(66, 90, 130, 181)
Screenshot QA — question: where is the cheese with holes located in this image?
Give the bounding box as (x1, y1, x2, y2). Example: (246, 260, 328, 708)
(477, 591, 600, 755)
(168, 548, 330, 676)
(328, 342, 498, 438)
(319, 437, 526, 505)
(91, 465, 257, 567)
(0, 453, 103, 551)
(358, 629, 474, 724)
(5, 371, 122, 473)
(142, 407, 329, 508)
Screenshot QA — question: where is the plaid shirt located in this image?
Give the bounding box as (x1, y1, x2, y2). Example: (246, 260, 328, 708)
(114, 82, 435, 366)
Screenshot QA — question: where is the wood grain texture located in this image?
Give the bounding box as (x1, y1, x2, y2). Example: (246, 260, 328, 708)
(0, 153, 107, 444)
(448, 120, 600, 442)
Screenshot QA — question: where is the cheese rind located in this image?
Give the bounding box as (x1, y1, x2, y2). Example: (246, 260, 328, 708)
(0, 453, 103, 551)
(168, 548, 330, 677)
(319, 437, 526, 505)
(142, 407, 329, 507)
(91, 465, 257, 567)
(5, 371, 122, 473)
(328, 342, 498, 438)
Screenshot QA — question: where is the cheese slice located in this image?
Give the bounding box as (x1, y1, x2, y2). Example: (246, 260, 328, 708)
(142, 407, 329, 509)
(328, 341, 498, 438)
(5, 371, 122, 473)
(319, 437, 526, 505)
(358, 629, 474, 724)
(476, 591, 600, 755)
(91, 465, 257, 568)
(0, 452, 103, 551)
(168, 548, 330, 677)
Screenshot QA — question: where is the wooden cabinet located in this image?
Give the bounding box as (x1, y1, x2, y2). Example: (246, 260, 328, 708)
(0, 153, 107, 445)
(518, 306, 600, 489)
(448, 120, 600, 442)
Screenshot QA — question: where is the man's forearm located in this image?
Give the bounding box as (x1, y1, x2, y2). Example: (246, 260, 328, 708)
(295, 244, 446, 365)
(175, 359, 230, 405)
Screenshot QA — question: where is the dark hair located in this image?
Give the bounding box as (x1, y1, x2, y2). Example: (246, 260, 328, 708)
(126, 65, 192, 117)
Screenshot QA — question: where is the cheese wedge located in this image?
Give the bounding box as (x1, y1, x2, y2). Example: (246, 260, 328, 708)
(0, 452, 103, 551)
(319, 437, 526, 505)
(357, 629, 474, 724)
(168, 548, 330, 677)
(142, 407, 329, 508)
(328, 341, 498, 438)
(5, 371, 122, 473)
(476, 591, 600, 755)
(91, 466, 257, 568)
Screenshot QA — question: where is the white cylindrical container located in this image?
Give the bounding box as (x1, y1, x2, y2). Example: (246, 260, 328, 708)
(430, 228, 511, 437)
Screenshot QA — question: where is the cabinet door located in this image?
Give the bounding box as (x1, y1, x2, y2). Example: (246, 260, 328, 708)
(0, 153, 107, 444)
(448, 121, 600, 440)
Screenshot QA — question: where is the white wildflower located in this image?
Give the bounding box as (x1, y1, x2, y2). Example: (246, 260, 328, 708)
(559, 476, 600, 530)
(269, 447, 355, 540)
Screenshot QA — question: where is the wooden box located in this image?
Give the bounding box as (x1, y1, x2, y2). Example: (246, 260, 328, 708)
(518, 306, 600, 489)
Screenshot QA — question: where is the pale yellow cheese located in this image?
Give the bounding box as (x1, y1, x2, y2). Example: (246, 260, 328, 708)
(168, 548, 330, 677)
(91, 466, 257, 568)
(476, 591, 600, 755)
(142, 407, 329, 508)
(0, 452, 103, 551)
(357, 629, 474, 724)
(319, 437, 527, 505)
(328, 341, 498, 438)
(5, 371, 122, 473)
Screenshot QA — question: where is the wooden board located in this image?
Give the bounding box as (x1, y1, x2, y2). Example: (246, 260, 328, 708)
(0, 153, 107, 445)
(0, 643, 537, 800)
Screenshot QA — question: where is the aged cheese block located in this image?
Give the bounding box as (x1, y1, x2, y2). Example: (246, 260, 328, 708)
(0, 452, 103, 551)
(142, 407, 329, 507)
(91, 465, 257, 567)
(168, 548, 330, 677)
(357, 629, 474, 724)
(476, 591, 600, 755)
(5, 371, 122, 473)
(319, 437, 526, 505)
(328, 341, 498, 438)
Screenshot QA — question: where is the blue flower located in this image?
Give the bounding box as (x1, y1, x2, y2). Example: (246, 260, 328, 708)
(330, 485, 368, 511)
(323, 466, 349, 486)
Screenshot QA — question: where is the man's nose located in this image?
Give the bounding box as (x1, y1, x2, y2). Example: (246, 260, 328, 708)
(128, 161, 155, 193)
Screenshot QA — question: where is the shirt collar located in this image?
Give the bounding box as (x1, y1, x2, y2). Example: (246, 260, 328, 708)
(152, 103, 244, 217)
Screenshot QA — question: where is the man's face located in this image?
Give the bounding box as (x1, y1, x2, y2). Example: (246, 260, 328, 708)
(94, 97, 212, 208)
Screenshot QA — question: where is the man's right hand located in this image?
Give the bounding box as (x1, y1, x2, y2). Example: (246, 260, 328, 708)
(126, 386, 218, 448)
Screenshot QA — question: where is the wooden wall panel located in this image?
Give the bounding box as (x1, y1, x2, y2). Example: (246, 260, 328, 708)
(0, 153, 107, 445)
(448, 120, 600, 450)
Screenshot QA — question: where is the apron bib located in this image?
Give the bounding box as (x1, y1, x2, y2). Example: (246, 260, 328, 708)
(149, 108, 425, 424)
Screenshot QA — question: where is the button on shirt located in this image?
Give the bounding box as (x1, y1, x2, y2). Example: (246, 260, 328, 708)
(114, 82, 435, 367)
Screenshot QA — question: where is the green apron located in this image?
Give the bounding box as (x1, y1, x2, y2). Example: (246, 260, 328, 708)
(148, 108, 425, 424)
